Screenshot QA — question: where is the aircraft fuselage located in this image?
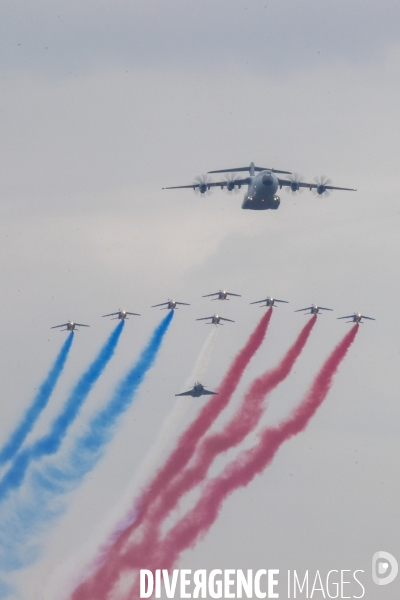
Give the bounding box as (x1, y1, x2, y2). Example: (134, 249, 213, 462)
(241, 171, 280, 211)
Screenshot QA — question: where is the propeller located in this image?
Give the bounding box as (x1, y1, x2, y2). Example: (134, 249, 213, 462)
(224, 172, 241, 194)
(312, 176, 332, 197)
(193, 174, 213, 196)
(285, 173, 305, 195)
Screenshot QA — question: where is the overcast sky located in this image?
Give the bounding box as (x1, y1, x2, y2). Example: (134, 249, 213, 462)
(0, 1, 399, 599)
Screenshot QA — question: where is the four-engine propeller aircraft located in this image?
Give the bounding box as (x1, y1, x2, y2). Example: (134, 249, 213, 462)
(250, 296, 289, 308)
(51, 320, 90, 332)
(295, 304, 333, 315)
(102, 309, 140, 320)
(196, 314, 235, 325)
(163, 162, 356, 211)
(337, 312, 375, 324)
(151, 299, 190, 310)
(175, 382, 218, 397)
(202, 290, 241, 300)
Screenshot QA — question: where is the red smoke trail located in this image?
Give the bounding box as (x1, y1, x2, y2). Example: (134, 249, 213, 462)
(139, 325, 358, 583)
(116, 315, 317, 574)
(70, 309, 272, 600)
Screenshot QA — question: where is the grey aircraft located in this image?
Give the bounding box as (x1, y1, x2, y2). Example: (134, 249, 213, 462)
(251, 296, 289, 308)
(295, 304, 333, 315)
(203, 290, 241, 300)
(175, 382, 218, 398)
(102, 309, 140, 320)
(152, 299, 190, 310)
(196, 314, 235, 325)
(163, 162, 356, 211)
(51, 320, 90, 332)
(337, 312, 375, 324)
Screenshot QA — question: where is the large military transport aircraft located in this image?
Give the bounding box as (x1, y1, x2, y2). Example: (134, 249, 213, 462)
(163, 162, 356, 211)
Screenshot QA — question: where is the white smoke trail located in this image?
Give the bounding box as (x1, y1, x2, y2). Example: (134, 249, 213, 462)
(43, 328, 219, 600)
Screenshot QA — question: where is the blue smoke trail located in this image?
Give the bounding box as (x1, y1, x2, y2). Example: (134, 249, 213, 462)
(0, 322, 124, 504)
(0, 334, 74, 466)
(0, 312, 173, 574)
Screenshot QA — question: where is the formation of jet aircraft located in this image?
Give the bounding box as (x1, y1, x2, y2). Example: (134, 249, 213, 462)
(102, 310, 140, 320)
(51, 292, 376, 333)
(51, 321, 90, 332)
(202, 290, 241, 300)
(175, 382, 218, 397)
(196, 314, 235, 325)
(163, 162, 356, 211)
(250, 296, 289, 308)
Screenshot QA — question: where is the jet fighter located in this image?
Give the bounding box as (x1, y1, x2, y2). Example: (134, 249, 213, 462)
(163, 162, 356, 211)
(175, 382, 218, 398)
(202, 290, 241, 300)
(250, 296, 289, 308)
(51, 320, 90, 332)
(152, 299, 190, 310)
(196, 314, 234, 325)
(102, 309, 140, 320)
(295, 304, 333, 315)
(337, 312, 375, 324)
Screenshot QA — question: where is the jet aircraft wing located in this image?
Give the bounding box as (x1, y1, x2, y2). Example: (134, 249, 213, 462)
(196, 316, 214, 321)
(152, 302, 169, 307)
(294, 307, 313, 312)
(278, 178, 356, 192)
(163, 178, 251, 191)
(201, 389, 218, 395)
(361, 315, 375, 320)
(175, 390, 194, 397)
(51, 323, 69, 329)
(318, 307, 333, 311)
(126, 312, 141, 315)
(176, 302, 190, 306)
(74, 323, 90, 327)
(220, 317, 235, 322)
(102, 312, 119, 317)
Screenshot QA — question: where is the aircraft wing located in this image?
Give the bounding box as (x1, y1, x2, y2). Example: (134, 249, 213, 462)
(220, 317, 235, 322)
(202, 292, 219, 298)
(151, 302, 168, 308)
(74, 323, 90, 327)
(176, 302, 190, 306)
(202, 389, 218, 395)
(163, 178, 251, 191)
(319, 307, 333, 311)
(294, 307, 312, 312)
(278, 178, 356, 192)
(102, 312, 119, 317)
(127, 312, 141, 316)
(227, 292, 241, 297)
(362, 315, 375, 320)
(337, 315, 355, 320)
(275, 299, 289, 303)
(250, 299, 267, 305)
(51, 323, 69, 329)
(175, 390, 194, 397)
(196, 316, 213, 321)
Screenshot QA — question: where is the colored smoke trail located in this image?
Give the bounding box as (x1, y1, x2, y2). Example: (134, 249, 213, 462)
(0, 333, 74, 466)
(0, 323, 124, 505)
(126, 315, 317, 568)
(70, 310, 272, 600)
(0, 314, 173, 574)
(46, 325, 215, 600)
(147, 325, 359, 575)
